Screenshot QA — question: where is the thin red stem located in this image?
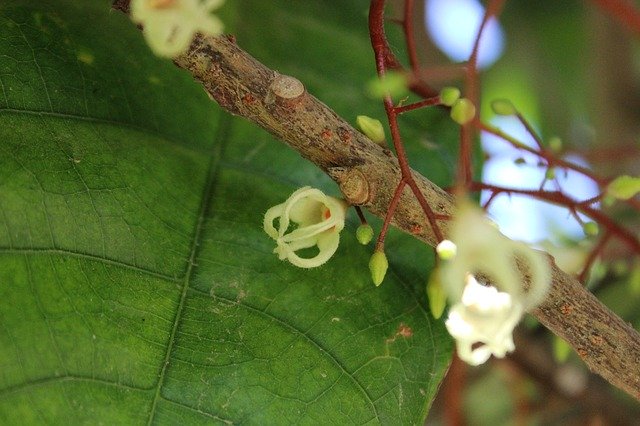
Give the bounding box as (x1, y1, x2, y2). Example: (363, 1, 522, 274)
(472, 182, 640, 253)
(394, 96, 441, 114)
(482, 190, 501, 210)
(369, 0, 445, 244)
(477, 121, 607, 185)
(516, 112, 546, 152)
(403, 0, 419, 72)
(579, 232, 612, 283)
(457, 1, 507, 190)
(375, 179, 406, 251)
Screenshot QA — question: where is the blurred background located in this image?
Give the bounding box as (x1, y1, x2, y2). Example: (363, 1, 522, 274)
(404, 0, 640, 423)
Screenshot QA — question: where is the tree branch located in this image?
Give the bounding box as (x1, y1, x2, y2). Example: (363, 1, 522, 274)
(112, 2, 640, 401)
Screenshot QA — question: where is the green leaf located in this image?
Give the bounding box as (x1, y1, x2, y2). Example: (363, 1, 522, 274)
(0, 1, 452, 424)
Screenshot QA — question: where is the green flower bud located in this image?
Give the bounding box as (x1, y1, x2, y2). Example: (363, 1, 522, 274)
(367, 71, 409, 99)
(490, 99, 516, 116)
(436, 239, 457, 260)
(356, 115, 385, 144)
(426, 271, 447, 319)
(583, 221, 599, 237)
(548, 136, 563, 152)
(369, 251, 388, 287)
(545, 168, 556, 180)
(439, 86, 460, 107)
(514, 157, 526, 165)
(606, 175, 640, 200)
(450, 98, 476, 125)
(356, 224, 374, 245)
(552, 336, 571, 363)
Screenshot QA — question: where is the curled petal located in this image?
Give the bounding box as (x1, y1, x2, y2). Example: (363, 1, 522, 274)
(509, 242, 551, 310)
(280, 186, 318, 236)
(263, 187, 348, 268)
(263, 203, 284, 240)
(285, 231, 340, 269)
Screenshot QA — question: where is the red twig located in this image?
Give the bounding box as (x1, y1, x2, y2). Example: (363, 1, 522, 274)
(476, 120, 607, 185)
(472, 182, 640, 254)
(403, 0, 419, 72)
(579, 232, 612, 283)
(369, 0, 444, 244)
(375, 180, 406, 251)
(395, 96, 441, 114)
(457, 0, 508, 189)
(375, 1, 438, 99)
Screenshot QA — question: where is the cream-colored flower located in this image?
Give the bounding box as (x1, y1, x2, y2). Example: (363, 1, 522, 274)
(263, 187, 348, 268)
(131, 0, 225, 57)
(445, 275, 522, 365)
(440, 202, 550, 365)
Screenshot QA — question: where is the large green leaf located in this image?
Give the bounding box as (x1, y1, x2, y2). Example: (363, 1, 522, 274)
(0, 1, 452, 424)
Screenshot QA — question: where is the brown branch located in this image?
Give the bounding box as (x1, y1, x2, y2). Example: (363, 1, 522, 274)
(112, 2, 640, 401)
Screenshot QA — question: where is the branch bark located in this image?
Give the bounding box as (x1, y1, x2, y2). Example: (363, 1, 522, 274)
(113, 2, 640, 401)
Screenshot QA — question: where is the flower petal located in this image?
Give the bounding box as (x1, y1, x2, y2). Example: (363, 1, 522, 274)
(284, 231, 340, 269)
(288, 198, 324, 225)
(263, 203, 285, 240)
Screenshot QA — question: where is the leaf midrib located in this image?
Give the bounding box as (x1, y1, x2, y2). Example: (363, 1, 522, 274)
(144, 111, 232, 425)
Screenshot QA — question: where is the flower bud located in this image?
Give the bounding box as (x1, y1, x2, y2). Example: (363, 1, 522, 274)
(367, 71, 408, 98)
(545, 168, 556, 180)
(426, 271, 447, 319)
(490, 99, 516, 116)
(548, 136, 563, 152)
(606, 175, 640, 200)
(436, 240, 457, 260)
(439, 87, 460, 107)
(583, 221, 599, 237)
(356, 115, 385, 144)
(356, 224, 374, 245)
(369, 251, 388, 287)
(450, 98, 475, 125)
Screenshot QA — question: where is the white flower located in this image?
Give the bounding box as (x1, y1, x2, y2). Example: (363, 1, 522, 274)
(131, 0, 225, 57)
(445, 275, 522, 365)
(263, 187, 348, 268)
(441, 202, 550, 365)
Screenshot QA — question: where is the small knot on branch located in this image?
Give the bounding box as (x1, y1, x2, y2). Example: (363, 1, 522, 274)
(331, 168, 372, 205)
(266, 74, 306, 108)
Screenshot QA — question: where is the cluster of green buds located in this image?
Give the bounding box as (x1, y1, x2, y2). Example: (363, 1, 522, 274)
(440, 87, 476, 125)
